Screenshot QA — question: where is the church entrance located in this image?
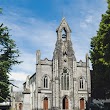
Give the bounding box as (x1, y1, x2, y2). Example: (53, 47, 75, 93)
(80, 98, 84, 110)
(62, 96, 68, 109)
(43, 97, 48, 110)
(19, 103, 23, 110)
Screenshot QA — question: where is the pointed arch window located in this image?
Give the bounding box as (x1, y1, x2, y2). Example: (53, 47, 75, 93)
(61, 68, 69, 90)
(67, 73, 69, 90)
(44, 76, 48, 88)
(79, 77, 84, 89)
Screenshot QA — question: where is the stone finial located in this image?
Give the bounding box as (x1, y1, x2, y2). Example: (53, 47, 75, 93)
(25, 75, 30, 90)
(86, 53, 89, 67)
(36, 50, 41, 64)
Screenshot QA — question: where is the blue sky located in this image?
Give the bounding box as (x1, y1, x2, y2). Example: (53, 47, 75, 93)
(0, 0, 107, 91)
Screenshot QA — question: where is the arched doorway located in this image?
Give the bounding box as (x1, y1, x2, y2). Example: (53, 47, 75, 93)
(43, 97, 48, 110)
(19, 103, 23, 110)
(62, 96, 68, 109)
(80, 98, 84, 110)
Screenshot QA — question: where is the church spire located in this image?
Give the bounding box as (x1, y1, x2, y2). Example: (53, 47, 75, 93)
(56, 18, 71, 33)
(56, 18, 71, 41)
(54, 18, 76, 61)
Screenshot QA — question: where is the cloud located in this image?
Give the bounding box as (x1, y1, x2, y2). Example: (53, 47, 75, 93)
(1, 11, 57, 58)
(11, 80, 24, 91)
(85, 15, 93, 23)
(9, 72, 28, 91)
(10, 72, 27, 82)
(0, 1, 107, 91)
(1, 11, 58, 91)
(80, 15, 93, 28)
(80, 22, 88, 28)
(13, 51, 36, 73)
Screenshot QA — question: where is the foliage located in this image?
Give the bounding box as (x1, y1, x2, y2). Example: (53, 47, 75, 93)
(0, 8, 2, 14)
(90, 0, 110, 99)
(0, 24, 21, 102)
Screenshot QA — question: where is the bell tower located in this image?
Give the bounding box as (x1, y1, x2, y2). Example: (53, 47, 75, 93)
(52, 18, 76, 110)
(54, 17, 76, 60)
(56, 17, 71, 41)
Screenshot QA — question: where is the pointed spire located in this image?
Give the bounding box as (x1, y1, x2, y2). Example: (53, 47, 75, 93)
(56, 18, 71, 33)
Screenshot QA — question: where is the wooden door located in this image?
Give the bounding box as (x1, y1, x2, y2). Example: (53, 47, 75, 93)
(43, 97, 48, 110)
(65, 97, 68, 109)
(63, 96, 68, 109)
(80, 98, 84, 110)
(19, 103, 22, 110)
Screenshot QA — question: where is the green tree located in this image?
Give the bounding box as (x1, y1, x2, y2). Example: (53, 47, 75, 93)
(90, 0, 110, 99)
(0, 8, 2, 14)
(0, 24, 21, 102)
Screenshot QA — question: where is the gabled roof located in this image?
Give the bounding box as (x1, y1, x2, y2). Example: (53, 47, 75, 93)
(56, 17, 71, 32)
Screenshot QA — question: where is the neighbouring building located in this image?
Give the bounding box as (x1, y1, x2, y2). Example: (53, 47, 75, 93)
(0, 87, 23, 110)
(11, 91, 23, 110)
(23, 18, 91, 110)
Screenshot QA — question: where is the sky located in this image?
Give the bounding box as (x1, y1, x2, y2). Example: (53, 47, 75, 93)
(0, 0, 107, 91)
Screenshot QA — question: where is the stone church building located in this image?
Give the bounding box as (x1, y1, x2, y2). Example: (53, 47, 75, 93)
(23, 18, 91, 110)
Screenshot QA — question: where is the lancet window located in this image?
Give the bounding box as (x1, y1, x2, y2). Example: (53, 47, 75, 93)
(44, 76, 48, 88)
(79, 77, 84, 89)
(61, 68, 69, 90)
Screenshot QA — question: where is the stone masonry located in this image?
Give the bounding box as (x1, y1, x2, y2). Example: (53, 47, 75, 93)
(23, 18, 91, 110)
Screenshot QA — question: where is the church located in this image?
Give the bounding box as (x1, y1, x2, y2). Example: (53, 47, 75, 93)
(22, 18, 91, 110)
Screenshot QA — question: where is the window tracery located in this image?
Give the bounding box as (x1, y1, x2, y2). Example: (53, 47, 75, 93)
(44, 76, 48, 88)
(61, 68, 69, 90)
(79, 77, 85, 89)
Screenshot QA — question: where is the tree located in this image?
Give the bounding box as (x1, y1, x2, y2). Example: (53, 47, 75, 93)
(0, 8, 2, 14)
(0, 24, 21, 102)
(90, 0, 110, 99)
